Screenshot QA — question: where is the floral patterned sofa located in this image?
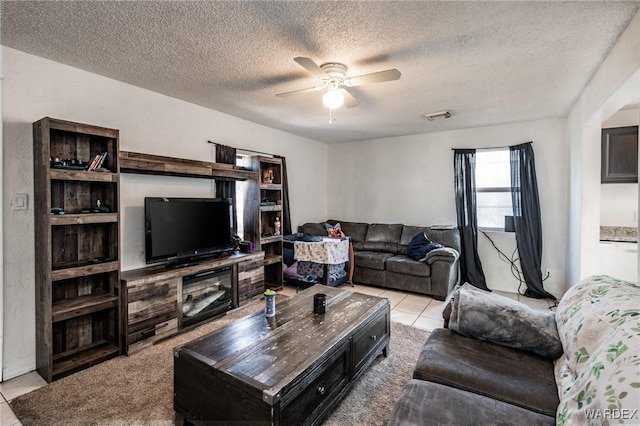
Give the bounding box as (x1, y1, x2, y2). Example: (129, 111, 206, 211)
(387, 275, 640, 426)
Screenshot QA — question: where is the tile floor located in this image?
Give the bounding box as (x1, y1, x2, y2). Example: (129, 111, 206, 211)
(0, 282, 556, 424)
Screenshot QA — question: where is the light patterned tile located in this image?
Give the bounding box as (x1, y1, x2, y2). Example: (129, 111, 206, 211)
(413, 316, 445, 332)
(380, 290, 408, 308)
(493, 290, 519, 301)
(421, 299, 446, 320)
(0, 372, 46, 401)
(403, 293, 434, 305)
(1, 400, 20, 426)
(394, 298, 430, 315)
(390, 310, 419, 326)
(353, 285, 385, 297)
(278, 285, 299, 297)
(518, 295, 555, 311)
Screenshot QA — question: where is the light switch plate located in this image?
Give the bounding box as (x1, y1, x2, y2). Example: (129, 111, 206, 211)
(12, 193, 28, 210)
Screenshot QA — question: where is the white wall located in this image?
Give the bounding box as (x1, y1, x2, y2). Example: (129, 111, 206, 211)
(568, 10, 640, 285)
(327, 118, 568, 297)
(1, 46, 328, 379)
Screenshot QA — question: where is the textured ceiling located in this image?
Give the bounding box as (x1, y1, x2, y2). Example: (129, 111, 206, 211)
(2, 1, 639, 143)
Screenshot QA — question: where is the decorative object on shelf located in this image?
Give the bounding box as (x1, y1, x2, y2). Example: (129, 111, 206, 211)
(274, 216, 281, 236)
(262, 168, 274, 184)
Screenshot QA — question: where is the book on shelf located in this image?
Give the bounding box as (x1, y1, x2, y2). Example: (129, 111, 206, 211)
(87, 152, 108, 171)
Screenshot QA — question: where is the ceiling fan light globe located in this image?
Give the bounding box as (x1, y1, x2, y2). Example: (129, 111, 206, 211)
(322, 90, 344, 109)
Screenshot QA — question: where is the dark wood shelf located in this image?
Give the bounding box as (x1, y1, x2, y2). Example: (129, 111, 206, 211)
(50, 169, 118, 182)
(50, 213, 118, 225)
(264, 254, 283, 266)
(259, 183, 282, 190)
(52, 342, 120, 380)
(261, 235, 283, 244)
(50, 260, 119, 281)
(52, 293, 119, 323)
(119, 150, 258, 181)
(260, 205, 282, 212)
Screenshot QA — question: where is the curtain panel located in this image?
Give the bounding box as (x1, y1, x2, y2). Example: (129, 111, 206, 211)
(510, 142, 555, 300)
(215, 144, 238, 233)
(454, 149, 489, 291)
(275, 155, 292, 235)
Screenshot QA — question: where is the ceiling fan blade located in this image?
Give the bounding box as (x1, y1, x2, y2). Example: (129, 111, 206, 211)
(341, 88, 360, 108)
(294, 57, 328, 79)
(344, 69, 401, 87)
(276, 85, 324, 97)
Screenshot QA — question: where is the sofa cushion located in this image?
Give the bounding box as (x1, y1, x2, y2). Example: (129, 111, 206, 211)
(333, 221, 369, 250)
(386, 255, 430, 277)
(413, 328, 559, 417)
(398, 225, 428, 255)
(426, 226, 461, 254)
(353, 251, 394, 270)
(300, 222, 327, 236)
(387, 379, 555, 426)
(362, 223, 403, 253)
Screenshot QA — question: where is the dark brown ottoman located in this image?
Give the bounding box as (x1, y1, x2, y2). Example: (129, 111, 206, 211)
(387, 379, 555, 426)
(413, 328, 559, 416)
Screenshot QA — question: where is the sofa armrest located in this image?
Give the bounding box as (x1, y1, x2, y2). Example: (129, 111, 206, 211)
(423, 248, 459, 301)
(423, 247, 459, 265)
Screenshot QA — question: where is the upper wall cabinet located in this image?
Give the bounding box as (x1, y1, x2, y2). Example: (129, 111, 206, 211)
(601, 126, 638, 184)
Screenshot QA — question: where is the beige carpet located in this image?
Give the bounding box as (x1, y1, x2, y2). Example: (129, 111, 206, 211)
(10, 296, 430, 426)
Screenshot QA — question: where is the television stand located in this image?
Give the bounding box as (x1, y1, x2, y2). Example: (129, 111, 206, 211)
(120, 251, 265, 354)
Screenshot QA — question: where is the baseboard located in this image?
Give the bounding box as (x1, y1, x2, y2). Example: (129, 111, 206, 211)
(2, 356, 35, 382)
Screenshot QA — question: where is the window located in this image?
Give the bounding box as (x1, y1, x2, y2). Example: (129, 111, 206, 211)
(475, 149, 512, 230)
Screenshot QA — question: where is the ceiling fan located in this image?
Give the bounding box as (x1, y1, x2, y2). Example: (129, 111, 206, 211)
(276, 57, 401, 109)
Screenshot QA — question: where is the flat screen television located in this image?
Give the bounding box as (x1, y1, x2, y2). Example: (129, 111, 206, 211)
(145, 197, 234, 265)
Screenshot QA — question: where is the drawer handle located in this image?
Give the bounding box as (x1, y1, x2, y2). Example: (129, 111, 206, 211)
(156, 322, 170, 329)
(141, 329, 155, 337)
(318, 386, 325, 395)
(370, 334, 377, 341)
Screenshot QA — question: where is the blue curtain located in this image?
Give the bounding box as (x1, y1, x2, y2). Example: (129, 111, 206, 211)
(510, 143, 555, 299)
(454, 149, 489, 291)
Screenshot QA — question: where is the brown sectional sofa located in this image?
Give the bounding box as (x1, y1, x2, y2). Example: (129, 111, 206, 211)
(387, 303, 559, 425)
(298, 220, 460, 300)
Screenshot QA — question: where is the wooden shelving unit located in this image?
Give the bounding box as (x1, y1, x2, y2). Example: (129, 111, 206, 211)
(244, 156, 284, 290)
(33, 117, 122, 382)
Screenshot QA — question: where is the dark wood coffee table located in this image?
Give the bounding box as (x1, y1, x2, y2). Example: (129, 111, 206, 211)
(174, 284, 390, 425)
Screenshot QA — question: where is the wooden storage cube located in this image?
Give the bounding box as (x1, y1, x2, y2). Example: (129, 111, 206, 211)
(260, 188, 282, 205)
(51, 223, 118, 268)
(51, 180, 118, 214)
(52, 272, 117, 303)
(50, 129, 117, 172)
(260, 210, 281, 237)
(51, 309, 117, 357)
(259, 160, 282, 185)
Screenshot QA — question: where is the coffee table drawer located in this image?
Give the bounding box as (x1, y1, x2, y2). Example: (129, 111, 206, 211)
(280, 343, 350, 426)
(353, 309, 389, 372)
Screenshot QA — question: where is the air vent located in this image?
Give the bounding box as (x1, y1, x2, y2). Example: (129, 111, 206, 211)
(421, 110, 452, 121)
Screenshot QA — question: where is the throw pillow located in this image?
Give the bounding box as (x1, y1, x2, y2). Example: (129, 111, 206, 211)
(407, 232, 443, 261)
